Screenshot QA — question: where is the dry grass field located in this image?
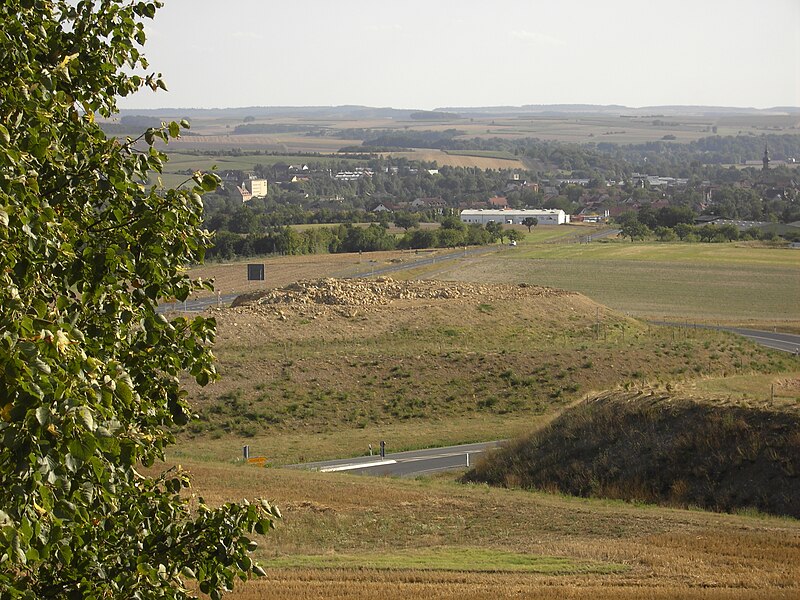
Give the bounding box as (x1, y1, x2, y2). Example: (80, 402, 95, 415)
(169, 134, 366, 154)
(380, 149, 526, 170)
(174, 460, 800, 600)
(187, 247, 485, 299)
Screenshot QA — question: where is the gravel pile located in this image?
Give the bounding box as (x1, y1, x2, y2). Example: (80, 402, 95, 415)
(231, 277, 570, 309)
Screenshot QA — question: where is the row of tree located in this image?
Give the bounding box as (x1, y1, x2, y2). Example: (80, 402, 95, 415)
(206, 219, 523, 261)
(618, 218, 779, 243)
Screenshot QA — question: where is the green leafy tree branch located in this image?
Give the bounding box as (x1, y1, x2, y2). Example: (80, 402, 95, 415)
(0, 2, 277, 598)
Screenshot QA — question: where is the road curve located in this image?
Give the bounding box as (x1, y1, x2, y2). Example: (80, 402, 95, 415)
(651, 321, 800, 354)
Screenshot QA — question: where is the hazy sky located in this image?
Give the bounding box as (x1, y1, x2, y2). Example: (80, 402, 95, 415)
(119, 0, 800, 110)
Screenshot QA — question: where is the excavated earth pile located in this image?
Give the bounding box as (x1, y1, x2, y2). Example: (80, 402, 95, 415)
(231, 277, 572, 309)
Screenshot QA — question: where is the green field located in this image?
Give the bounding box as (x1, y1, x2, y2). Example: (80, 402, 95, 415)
(420, 240, 800, 326)
(267, 548, 626, 574)
(513, 240, 800, 266)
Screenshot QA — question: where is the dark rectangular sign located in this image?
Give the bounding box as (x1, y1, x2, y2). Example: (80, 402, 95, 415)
(247, 263, 265, 281)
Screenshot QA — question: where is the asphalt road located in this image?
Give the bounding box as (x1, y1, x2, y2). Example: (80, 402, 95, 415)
(291, 441, 503, 477)
(651, 322, 800, 354)
(723, 327, 800, 353)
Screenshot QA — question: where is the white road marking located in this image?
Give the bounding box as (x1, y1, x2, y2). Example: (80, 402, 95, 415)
(319, 459, 397, 472)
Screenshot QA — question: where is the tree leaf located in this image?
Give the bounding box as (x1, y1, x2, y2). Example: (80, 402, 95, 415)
(32, 358, 51, 374)
(77, 406, 95, 431)
(35, 405, 50, 425)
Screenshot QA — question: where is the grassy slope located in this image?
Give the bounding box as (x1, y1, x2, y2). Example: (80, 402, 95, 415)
(465, 390, 800, 517)
(176, 280, 794, 464)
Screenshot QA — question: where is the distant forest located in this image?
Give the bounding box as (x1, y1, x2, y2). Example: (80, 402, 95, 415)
(341, 130, 800, 166)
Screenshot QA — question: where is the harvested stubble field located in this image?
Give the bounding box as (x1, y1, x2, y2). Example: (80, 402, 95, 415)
(183, 228, 591, 300)
(176, 459, 800, 600)
(187, 248, 486, 299)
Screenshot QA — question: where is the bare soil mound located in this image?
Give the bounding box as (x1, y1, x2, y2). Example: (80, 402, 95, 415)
(464, 390, 800, 518)
(231, 277, 571, 308)
(220, 278, 586, 344)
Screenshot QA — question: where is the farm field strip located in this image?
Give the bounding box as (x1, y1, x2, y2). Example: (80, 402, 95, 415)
(173, 460, 800, 600)
(510, 239, 800, 266)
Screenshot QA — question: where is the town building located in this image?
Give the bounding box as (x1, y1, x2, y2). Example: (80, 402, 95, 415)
(230, 176, 268, 202)
(460, 208, 570, 226)
(410, 197, 447, 214)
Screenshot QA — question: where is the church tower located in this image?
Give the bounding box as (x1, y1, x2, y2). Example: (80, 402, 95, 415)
(762, 144, 770, 171)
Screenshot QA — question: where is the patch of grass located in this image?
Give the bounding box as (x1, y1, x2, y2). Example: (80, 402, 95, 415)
(267, 547, 626, 574)
(674, 371, 800, 408)
(170, 414, 540, 465)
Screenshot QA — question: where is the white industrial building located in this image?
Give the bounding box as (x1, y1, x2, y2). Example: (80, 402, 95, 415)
(460, 209, 570, 226)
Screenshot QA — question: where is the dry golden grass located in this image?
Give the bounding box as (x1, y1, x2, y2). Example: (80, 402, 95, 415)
(381, 149, 526, 170)
(233, 575, 798, 600)
(176, 461, 800, 599)
(674, 371, 800, 409)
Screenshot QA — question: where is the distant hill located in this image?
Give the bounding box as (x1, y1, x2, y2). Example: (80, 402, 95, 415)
(437, 104, 800, 117)
(114, 103, 800, 122)
(115, 105, 423, 120)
